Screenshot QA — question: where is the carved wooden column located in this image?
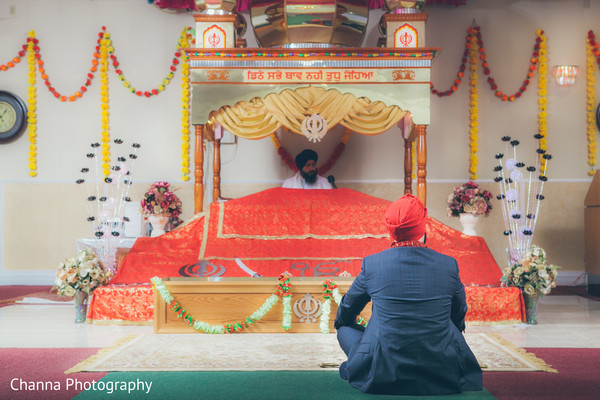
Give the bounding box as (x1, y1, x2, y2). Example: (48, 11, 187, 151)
(415, 124, 427, 206)
(403, 138, 413, 194)
(213, 137, 221, 202)
(194, 124, 205, 214)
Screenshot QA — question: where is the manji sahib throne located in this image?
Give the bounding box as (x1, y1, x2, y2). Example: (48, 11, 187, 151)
(86, 0, 525, 331)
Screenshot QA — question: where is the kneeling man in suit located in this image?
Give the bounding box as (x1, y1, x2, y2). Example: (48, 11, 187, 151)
(335, 193, 483, 395)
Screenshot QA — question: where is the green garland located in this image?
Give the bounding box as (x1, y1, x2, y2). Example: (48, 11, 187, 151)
(152, 276, 369, 334)
(152, 277, 280, 334)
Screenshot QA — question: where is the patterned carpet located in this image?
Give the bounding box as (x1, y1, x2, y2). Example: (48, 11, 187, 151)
(67, 332, 556, 374)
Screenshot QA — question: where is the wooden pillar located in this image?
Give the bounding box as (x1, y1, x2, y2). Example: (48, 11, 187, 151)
(213, 137, 221, 202)
(194, 124, 205, 214)
(415, 124, 427, 206)
(403, 138, 413, 194)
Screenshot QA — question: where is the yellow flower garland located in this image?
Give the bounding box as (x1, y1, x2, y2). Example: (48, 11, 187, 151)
(537, 30, 548, 170)
(586, 38, 597, 175)
(468, 29, 479, 180)
(27, 31, 37, 177)
(100, 31, 111, 177)
(179, 28, 192, 181)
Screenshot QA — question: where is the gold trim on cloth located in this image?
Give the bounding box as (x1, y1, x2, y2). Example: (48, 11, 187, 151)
(65, 335, 140, 374)
(216, 202, 389, 240)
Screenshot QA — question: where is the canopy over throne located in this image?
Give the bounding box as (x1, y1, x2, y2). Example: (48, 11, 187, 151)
(189, 0, 438, 211)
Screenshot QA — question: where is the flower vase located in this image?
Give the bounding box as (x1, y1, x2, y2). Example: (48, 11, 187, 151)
(148, 214, 170, 237)
(459, 213, 479, 236)
(523, 292, 539, 324)
(73, 291, 88, 323)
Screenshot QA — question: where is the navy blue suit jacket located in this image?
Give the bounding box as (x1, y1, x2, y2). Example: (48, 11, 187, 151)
(334, 246, 483, 395)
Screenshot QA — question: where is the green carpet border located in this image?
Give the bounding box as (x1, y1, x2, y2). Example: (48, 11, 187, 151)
(73, 371, 495, 400)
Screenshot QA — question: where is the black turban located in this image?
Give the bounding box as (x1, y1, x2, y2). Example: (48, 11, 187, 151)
(295, 149, 318, 170)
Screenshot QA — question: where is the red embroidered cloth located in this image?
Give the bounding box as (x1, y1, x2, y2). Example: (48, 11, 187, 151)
(96, 188, 520, 324)
(86, 284, 523, 324)
(111, 188, 502, 286)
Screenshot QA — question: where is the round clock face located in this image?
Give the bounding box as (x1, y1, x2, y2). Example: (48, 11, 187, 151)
(0, 91, 27, 143)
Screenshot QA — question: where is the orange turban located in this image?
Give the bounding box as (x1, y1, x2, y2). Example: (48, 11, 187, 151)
(385, 194, 428, 242)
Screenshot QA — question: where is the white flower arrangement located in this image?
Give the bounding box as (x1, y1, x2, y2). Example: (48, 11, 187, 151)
(501, 245, 558, 296)
(53, 248, 112, 296)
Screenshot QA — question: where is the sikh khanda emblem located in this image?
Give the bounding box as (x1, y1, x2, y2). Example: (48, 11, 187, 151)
(203, 25, 226, 49)
(301, 113, 328, 143)
(394, 24, 418, 48)
(293, 293, 322, 323)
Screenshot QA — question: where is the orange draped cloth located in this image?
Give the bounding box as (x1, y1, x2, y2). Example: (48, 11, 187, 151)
(90, 188, 523, 324)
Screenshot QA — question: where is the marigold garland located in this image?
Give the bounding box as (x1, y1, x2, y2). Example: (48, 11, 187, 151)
(32, 31, 103, 102)
(536, 30, 548, 171)
(468, 28, 479, 180)
(271, 128, 351, 175)
(99, 28, 111, 177)
(109, 28, 191, 98)
(26, 31, 38, 177)
(476, 28, 540, 102)
(430, 29, 470, 97)
(0, 44, 25, 71)
(179, 28, 193, 181)
(587, 30, 598, 175)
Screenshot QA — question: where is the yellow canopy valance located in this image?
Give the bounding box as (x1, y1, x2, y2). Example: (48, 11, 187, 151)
(207, 86, 407, 140)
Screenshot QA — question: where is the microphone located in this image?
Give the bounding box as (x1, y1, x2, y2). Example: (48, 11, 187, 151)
(327, 175, 337, 189)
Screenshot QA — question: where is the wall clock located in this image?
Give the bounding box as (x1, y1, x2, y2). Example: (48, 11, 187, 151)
(0, 90, 28, 143)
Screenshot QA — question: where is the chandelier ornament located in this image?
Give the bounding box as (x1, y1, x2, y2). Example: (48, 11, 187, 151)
(301, 113, 328, 143)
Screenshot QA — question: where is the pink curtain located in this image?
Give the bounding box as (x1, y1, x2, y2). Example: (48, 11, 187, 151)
(235, 0, 465, 12)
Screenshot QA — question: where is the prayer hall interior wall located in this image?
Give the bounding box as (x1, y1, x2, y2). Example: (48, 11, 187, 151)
(0, 0, 594, 287)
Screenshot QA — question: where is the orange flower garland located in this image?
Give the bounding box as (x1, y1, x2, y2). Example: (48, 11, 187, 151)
(431, 32, 470, 97)
(476, 28, 541, 101)
(536, 30, 548, 170)
(586, 30, 599, 175)
(468, 28, 479, 180)
(26, 31, 38, 177)
(109, 28, 191, 97)
(0, 44, 25, 71)
(99, 30, 111, 177)
(33, 31, 103, 101)
(430, 28, 471, 97)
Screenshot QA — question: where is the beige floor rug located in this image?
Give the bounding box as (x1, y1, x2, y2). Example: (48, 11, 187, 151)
(67, 332, 556, 374)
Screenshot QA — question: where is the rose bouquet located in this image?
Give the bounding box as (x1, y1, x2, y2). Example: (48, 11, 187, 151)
(447, 181, 493, 217)
(501, 245, 558, 296)
(140, 181, 182, 219)
(53, 248, 112, 296)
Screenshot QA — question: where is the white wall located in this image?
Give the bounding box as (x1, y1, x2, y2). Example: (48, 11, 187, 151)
(0, 0, 598, 284)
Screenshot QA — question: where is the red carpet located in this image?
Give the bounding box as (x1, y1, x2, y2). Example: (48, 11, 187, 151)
(0, 347, 597, 399)
(485, 348, 600, 400)
(0, 286, 53, 302)
(0, 348, 107, 400)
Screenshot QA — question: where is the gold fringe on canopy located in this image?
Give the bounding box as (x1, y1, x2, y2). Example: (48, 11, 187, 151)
(208, 86, 408, 140)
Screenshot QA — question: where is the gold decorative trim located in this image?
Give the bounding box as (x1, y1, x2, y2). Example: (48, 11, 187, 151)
(486, 333, 558, 373)
(65, 335, 141, 374)
(384, 13, 428, 22)
(198, 211, 211, 259)
(193, 14, 236, 23)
